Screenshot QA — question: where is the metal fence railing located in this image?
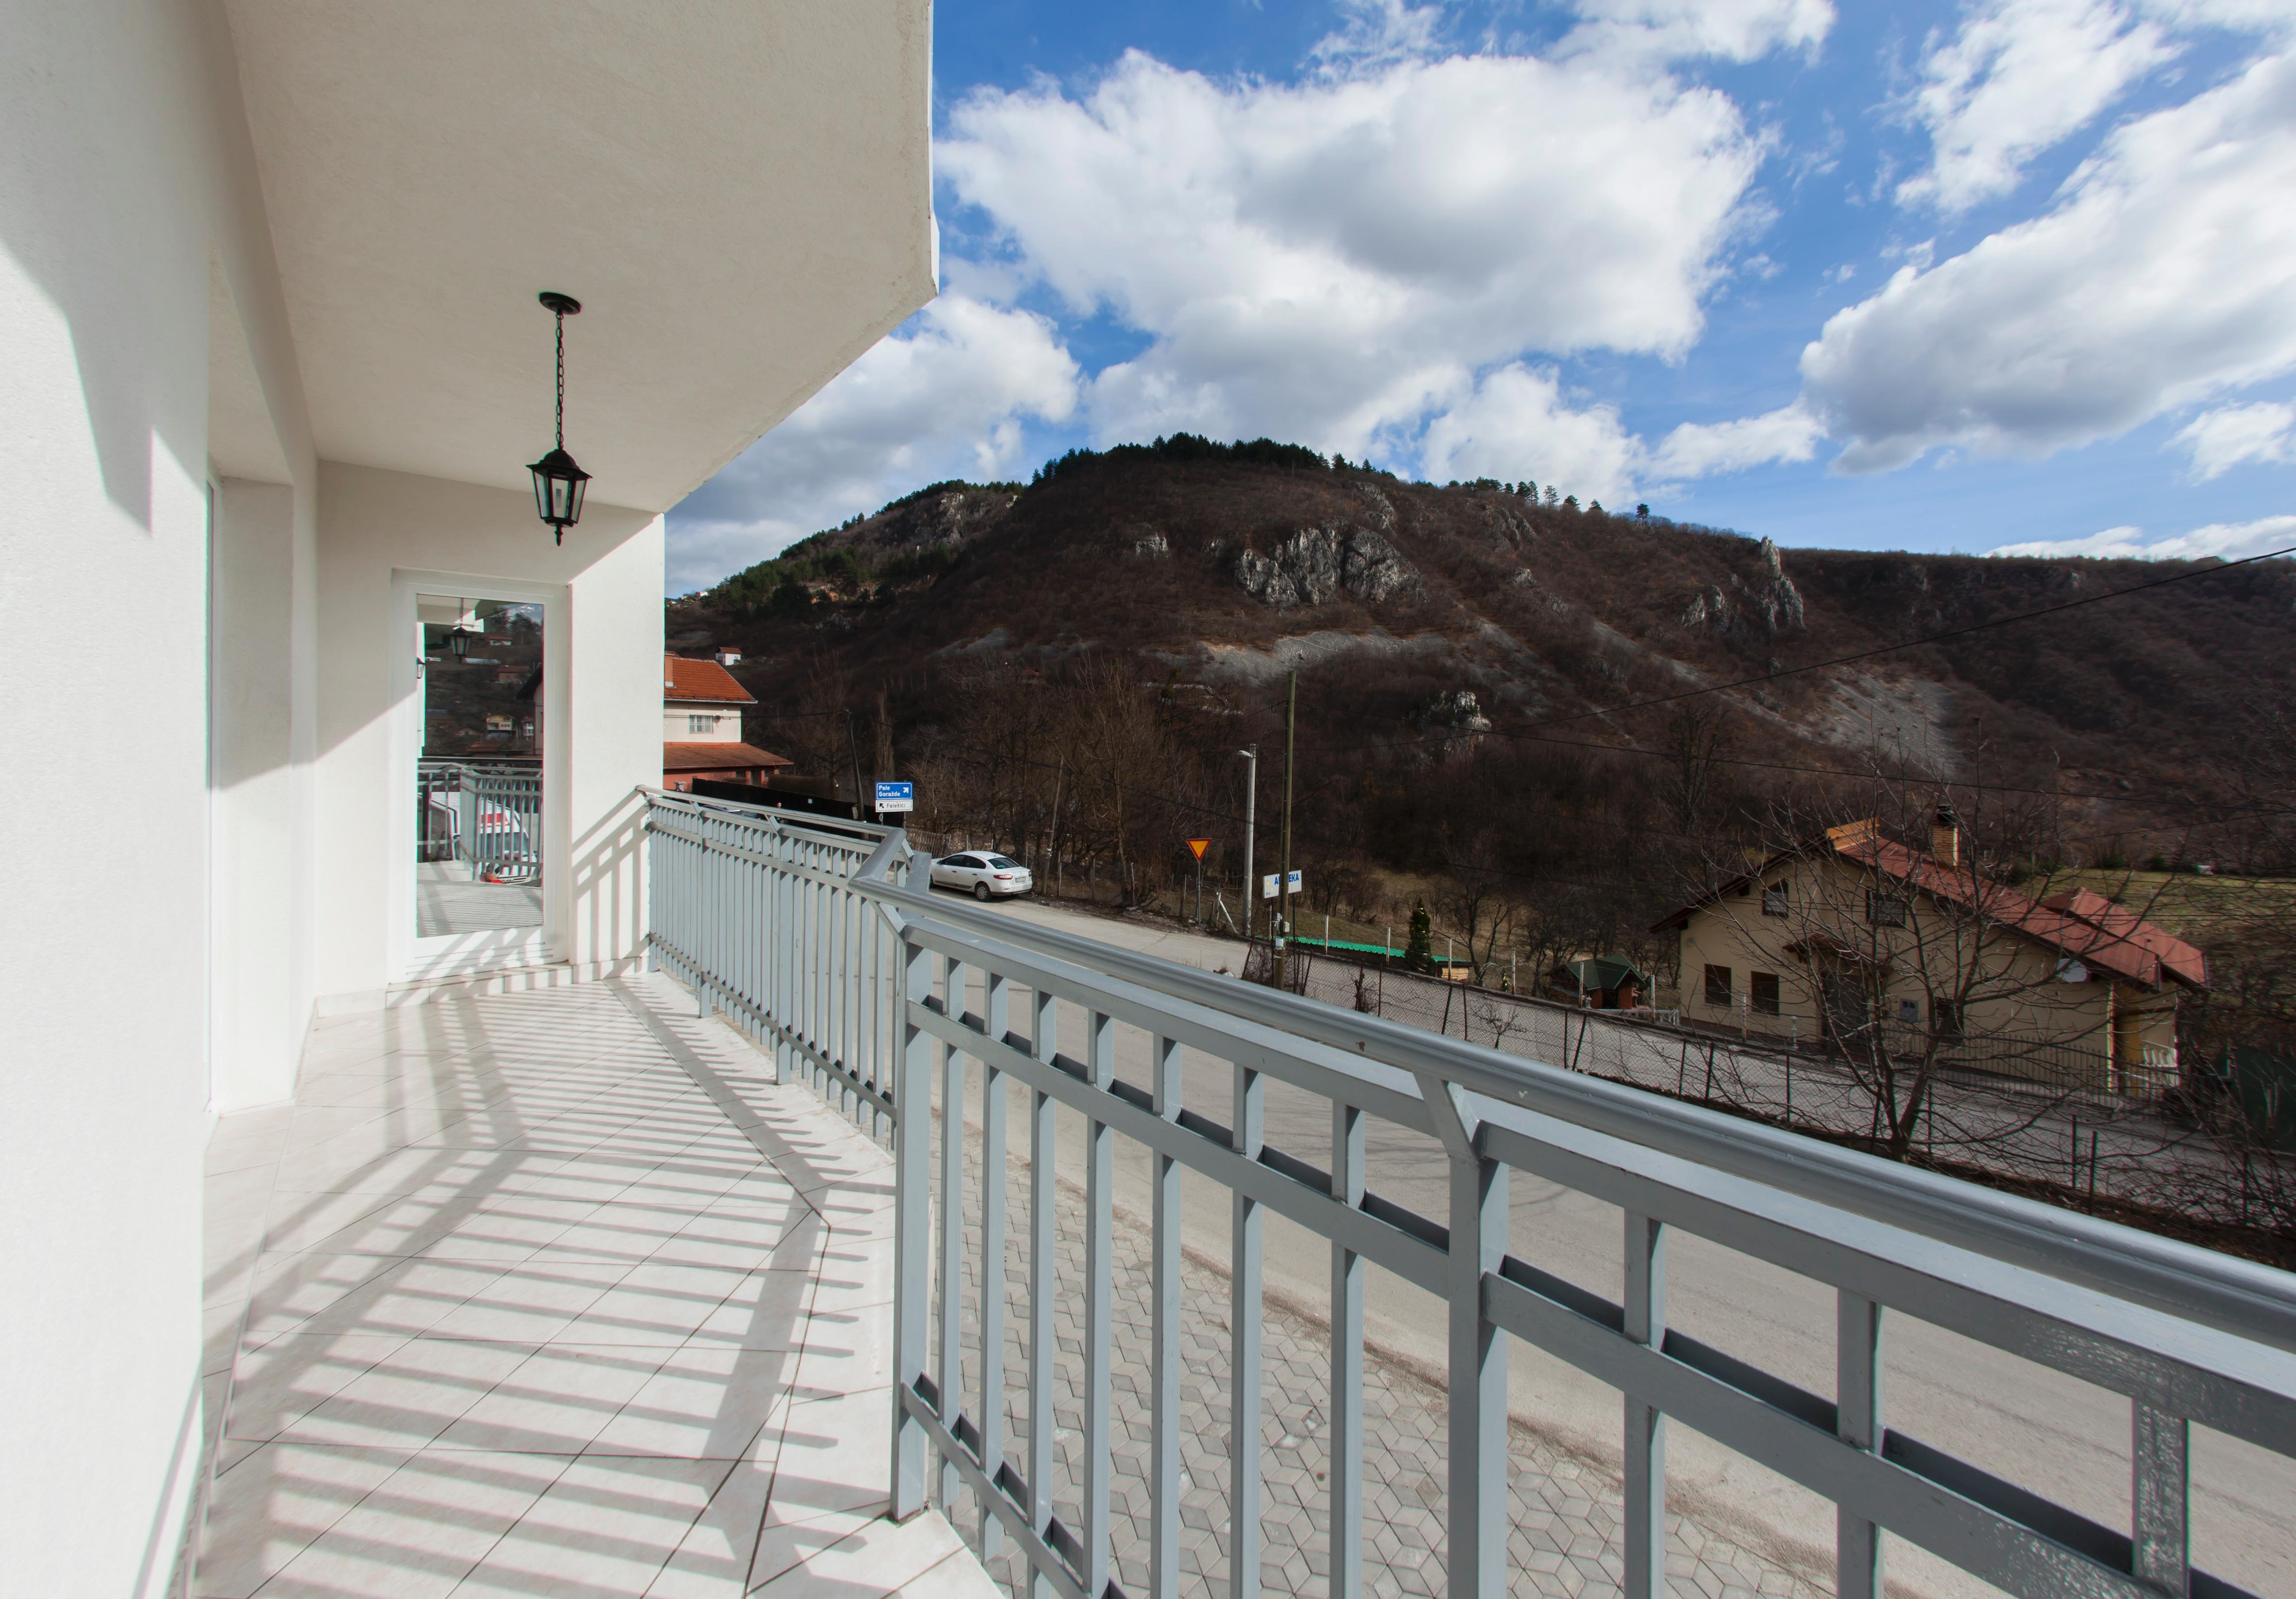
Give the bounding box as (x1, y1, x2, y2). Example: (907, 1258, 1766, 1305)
(418, 760, 541, 883)
(641, 791, 2296, 1599)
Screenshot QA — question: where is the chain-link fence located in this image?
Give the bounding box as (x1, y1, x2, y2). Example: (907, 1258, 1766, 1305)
(1274, 949, 2284, 1240)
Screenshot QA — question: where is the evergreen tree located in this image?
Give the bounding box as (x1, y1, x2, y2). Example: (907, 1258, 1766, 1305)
(1405, 898, 1434, 972)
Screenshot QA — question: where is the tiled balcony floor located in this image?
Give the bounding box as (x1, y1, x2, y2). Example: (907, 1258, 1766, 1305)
(198, 975, 990, 1599)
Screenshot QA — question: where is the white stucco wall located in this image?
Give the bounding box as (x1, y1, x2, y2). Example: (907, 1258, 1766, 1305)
(312, 463, 663, 1002)
(665, 706, 743, 742)
(4, 0, 921, 1584)
(212, 478, 305, 1112)
(0, 2, 315, 1591)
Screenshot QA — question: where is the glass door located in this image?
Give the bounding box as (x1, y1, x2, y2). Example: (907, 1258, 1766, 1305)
(412, 592, 547, 968)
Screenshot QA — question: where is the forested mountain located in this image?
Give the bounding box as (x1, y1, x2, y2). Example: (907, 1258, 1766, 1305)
(677, 435, 2292, 893)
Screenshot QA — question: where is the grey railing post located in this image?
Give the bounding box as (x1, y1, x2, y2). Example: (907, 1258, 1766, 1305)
(891, 930, 932, 1521)
(1836, 1292, 1884, 1599)
(1330, 1100, 1366, 1599)
(2133, 1404, 2190, 1596)
(979, 972, 1012, 1561)
(1623, 1212, 1667, 1599)
(1028, 987, 1060, 1599)
(1232, 1059, 1267, 1599)
(1423, 1078, 1507, 1599)
(936, 955, 967, 1510)
(1084, 1011, 1117, 1599)
(1152, 1034, 1185, 1599)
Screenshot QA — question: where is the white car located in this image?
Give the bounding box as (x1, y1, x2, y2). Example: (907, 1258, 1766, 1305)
(930, 852, 1034, 901)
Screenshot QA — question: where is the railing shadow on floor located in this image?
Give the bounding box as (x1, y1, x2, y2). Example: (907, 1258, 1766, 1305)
(192, 978, 875, 1597)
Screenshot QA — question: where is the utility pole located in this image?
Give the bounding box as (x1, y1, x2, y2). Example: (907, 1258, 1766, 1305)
(1274, 671, 1298, 991)
(1236, 745, 1258, 944)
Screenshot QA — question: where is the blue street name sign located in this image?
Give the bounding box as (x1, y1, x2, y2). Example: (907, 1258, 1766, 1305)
(873, 781, 914, 813)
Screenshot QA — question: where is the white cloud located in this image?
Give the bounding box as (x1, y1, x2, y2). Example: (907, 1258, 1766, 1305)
(1988, 513, 2296, 560)
(1310, 0, 1446, 75)
(1416, 365, 1643, 501)
(1558, 0, 1835, 66)
(2135, 0, 2296, 37)
(2173, 400, 2296, 478)
(938, 46, 1769, 463)
(664, 296, 1078, 593)
(1800, 47, 2296, 472)
(1649, 401, 1826, 477)
(1896, 0, 2177, 214)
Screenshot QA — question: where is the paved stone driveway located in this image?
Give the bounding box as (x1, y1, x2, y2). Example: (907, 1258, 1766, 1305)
(937, 1131, 1824, 1599)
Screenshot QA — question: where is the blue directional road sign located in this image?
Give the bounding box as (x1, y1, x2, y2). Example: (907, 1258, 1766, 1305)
(873, 780, 914, 813)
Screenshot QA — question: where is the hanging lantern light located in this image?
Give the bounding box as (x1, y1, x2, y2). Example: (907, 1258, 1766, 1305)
(528, 291, 590, 542)
(448, 626, 471, 659)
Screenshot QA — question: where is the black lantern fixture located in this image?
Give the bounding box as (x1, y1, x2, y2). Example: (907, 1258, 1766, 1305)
(528, 291, 590, 543)
(447, 625, 472, 659)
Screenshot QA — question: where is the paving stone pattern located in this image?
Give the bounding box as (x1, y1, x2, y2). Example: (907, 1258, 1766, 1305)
(929, 1125, 1822, 1599)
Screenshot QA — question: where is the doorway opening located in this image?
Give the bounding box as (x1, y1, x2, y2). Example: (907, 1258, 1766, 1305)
(411, 591, 547, 968)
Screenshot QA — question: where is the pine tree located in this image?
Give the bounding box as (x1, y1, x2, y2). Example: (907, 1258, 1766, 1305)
(1405, 898, 1434, 972)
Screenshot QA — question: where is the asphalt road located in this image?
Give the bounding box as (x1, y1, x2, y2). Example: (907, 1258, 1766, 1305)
(925, 889, 2296, 1599)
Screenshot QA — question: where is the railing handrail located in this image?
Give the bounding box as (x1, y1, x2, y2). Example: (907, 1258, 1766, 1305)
(643, 783, 898, 849)
(835, 851, 2296, 1359)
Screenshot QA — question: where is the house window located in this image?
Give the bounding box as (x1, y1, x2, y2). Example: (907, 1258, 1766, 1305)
(1867, 892, 1908, 928)
(1704, 964, 1733, 1007)
(1933, 999, 1962, 1039)
(688, 714, 715, 734)
(1761, 884, 1788, 918)
(1898, 998, 1921, 1027)
(1750, 972, 1780, 1015)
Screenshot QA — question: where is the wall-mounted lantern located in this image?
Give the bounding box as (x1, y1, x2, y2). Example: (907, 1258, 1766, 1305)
(528, 291, 590, 542)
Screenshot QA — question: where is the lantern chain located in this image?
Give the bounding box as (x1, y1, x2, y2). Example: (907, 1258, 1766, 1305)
(555, 308, 567, 453)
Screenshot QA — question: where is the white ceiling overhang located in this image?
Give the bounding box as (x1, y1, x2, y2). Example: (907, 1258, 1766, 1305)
(224, 2, 936, 513)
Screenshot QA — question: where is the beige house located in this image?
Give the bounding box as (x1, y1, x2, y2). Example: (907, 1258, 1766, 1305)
(1654, 813, 2207, 1090)
(661, 653, 791, 789)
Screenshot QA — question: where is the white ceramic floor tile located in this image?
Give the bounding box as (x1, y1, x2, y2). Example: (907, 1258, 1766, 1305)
(432, 1343, 675, 1454)
(583, 1341, 800, 1461)
(251, 1448, 573, 1599)
(225, 1332, 412, 1442)
(739, 1505, 883, 1593)
(746, 1508, 963, 1599)
(194, 977, 992, 1599)
(278, 1337, 540, 1449)
(194, 1443, 415, 1597)
(444, 1455, 732, 1598)
(760, 1386, 897, 1526)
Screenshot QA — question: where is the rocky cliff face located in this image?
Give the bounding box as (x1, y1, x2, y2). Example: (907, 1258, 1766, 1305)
(851, 487, 1017, 557)
(1682, 537, 1806, 638)
(1234, 525, 1420, 608)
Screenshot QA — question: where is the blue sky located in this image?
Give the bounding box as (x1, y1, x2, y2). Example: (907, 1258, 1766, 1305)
(665, 0, 2296, 593)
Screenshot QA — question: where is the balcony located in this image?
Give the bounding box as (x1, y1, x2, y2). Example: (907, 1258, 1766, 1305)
(183, 789, 2296, 1598)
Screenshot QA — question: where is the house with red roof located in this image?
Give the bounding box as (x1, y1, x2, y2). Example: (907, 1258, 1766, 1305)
(660, 654, 792, 791)
(1653, 810, 2206, 1090)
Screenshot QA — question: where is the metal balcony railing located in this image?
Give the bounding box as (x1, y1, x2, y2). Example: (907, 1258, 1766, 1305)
(418, 759, 542, 882)
(642, 789, 2296, 1599)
